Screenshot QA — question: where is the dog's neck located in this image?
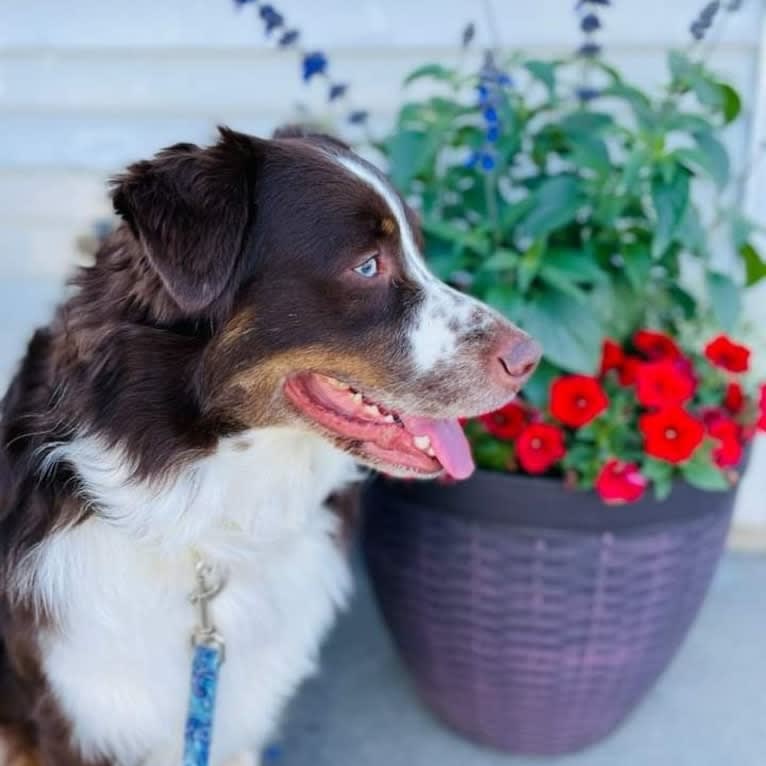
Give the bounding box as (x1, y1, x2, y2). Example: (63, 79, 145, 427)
(44, 427, 359, 556)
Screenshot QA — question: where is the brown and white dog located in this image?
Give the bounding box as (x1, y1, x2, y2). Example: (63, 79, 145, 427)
(0, 127, 540, 765)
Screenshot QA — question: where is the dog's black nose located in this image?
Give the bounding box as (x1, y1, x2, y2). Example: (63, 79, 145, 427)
(497, 337, 542, 383)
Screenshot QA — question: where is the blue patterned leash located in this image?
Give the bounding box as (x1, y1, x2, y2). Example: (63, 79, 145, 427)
(183, 558, 227, 766)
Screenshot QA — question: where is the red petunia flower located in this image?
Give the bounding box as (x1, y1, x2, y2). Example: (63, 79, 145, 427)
(758, 384, 766, 432)
(479, 401, 529, 441)
(723, 381, 745, 415)
(708, 418, 743, 468)
(633, 329, 682, 361)
(635, 360, 696, 408)
(550, 375, 608, 428)
(515, 423, 566, 474)
(704, 335, 751, 374)
(618, 355, 642, 386)
(599, 339, 624, 377)
(595, 459, 648, 505)
(639, 407, 705, 464)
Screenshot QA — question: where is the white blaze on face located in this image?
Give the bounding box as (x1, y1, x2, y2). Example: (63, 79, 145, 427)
(336, 156, 496, 373)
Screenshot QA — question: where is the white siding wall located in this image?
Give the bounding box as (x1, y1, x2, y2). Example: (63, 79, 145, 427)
(1, 0, 765, 534)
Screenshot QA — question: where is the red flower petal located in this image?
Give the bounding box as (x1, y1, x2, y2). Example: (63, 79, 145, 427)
(515, 423, 566, 474)
(550, 375, 608, 428)
(635, 360, 696, 408)
(599, 339, 624, 377)
(618, 355, 641, 386)
(704, 335, 751, 374)
(479, 401, 529, 441)
(595, 459, 648, 504)
(708, 418, 744, 468)
(633, 329, 682, 361)
(639, 407, 705, 464)
(723, 381, 745, 415)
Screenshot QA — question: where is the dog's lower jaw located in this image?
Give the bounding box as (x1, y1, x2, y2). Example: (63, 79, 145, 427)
(24, 427, 358, 766)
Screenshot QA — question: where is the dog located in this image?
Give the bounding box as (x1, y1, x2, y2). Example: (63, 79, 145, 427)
(0, 126, 540, 765)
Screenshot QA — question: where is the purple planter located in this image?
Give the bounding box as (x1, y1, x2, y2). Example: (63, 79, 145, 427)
(361, 471, 735, 755)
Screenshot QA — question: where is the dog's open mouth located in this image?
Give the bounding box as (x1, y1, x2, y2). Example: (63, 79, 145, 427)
(284, 373, 475, 479)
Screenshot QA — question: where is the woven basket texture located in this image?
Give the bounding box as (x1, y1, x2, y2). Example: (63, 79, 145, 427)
(362, 475, 734, 755)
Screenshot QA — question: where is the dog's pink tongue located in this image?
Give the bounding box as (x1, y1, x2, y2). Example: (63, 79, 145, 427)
(402, 416, 475, 480)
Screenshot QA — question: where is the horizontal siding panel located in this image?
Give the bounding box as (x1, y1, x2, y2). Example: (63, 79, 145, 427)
(1, 0, 763, 50)
(0, 170, 110, 223)
(0, 223, 90, 278)
(0, 47, 757, 116)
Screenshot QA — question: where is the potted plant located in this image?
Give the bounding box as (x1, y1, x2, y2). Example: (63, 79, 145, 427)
(361, 1, 766, 755)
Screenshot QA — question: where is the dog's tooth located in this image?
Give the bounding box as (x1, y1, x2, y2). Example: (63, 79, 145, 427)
(351, 392, 363, 404)
(413, 435, 431, 451)
(364, 404, 381, 417)
(426, 447, 436, 457)
(382, 414, 395, 424)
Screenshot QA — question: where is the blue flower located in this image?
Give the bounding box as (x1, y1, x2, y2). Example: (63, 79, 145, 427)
(233, 0, 258, 6)
(462, 22, 476, 48)
(580, 13, 601, 32)
(278, 29, 299, 47)
(480, 152, 496, 172)
(482, 105, 499, 124)
(263, 744, 283, 763)
(259, 5, 284, 35)
(486, 124, 500, 143)
(465, 150, 480, 168)
(348, 110, 369, 125)
(578, 42, 601, 57)
(576, 86, 600, 102)
(329, 83, 348, 101)
(302, 51, 328, 82)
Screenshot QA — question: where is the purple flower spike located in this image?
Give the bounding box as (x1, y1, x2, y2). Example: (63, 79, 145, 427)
(480, 152, 496, 172)
(576, 86, 601, 102)
(349, 110, 369, 125)
(580, 13, 601, 33)
(302, 51, 328, 82)
(259, 5, 284, 35)
(578, 42, 602, 57)
(328, 83, 348, 101)
(278, 29, 299, 47)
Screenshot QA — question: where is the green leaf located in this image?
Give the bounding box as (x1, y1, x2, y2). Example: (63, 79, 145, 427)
(676, 204, 708, 256)
(642, 458, 674, 501)
(520, 358, 558, 409)
(524, 59, 557, 96)
(719, 83, 742, 124)
(542, 248, 606, 283)
(517, 240, 546, 293)
(520, 291, 604, 373)
(693, 131, 730, 188)
(650, 168, 690, 258)
(484, 283, 523, 319)
(517, 175, 582, 240)
(740, 243, 766, 286)
(559, 111, 614, 135)
(384, 130, 430, 189)
(706, 270, 741, 331)
(570, 134, 611, 175)
(681, 442, 730, 491)
(481, 249, 519, 272)
(404, 64, 455, 86)
(472, 438, 513, 472)
(622, 245, 653, 291)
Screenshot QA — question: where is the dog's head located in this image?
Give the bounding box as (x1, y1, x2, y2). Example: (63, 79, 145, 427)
(111, 126, 540, 479)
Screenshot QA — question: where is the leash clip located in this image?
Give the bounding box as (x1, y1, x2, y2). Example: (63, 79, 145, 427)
(189, 559, 227, 663)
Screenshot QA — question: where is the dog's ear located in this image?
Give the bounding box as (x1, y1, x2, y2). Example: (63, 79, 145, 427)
(111, 127, 261, 314)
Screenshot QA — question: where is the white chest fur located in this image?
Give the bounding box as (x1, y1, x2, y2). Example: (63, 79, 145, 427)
(25, 428, 359, 766)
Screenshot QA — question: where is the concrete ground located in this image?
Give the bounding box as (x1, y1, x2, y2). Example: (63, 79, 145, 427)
(2, 280, 764, 766)
(276, 554, 765, 766)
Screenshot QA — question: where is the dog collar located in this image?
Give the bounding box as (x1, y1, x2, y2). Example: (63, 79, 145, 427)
(182, 555, 227, 766)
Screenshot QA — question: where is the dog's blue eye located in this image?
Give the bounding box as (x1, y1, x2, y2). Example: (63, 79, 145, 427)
(353, 256, 379, 279)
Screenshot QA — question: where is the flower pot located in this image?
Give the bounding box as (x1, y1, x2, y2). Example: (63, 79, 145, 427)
(361, 471, 736, 755)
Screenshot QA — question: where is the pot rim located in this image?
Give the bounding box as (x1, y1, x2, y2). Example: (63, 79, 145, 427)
(363, 469, 737, 533)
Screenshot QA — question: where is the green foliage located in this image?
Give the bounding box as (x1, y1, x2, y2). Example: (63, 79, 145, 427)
(377, 47, 766, 379)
